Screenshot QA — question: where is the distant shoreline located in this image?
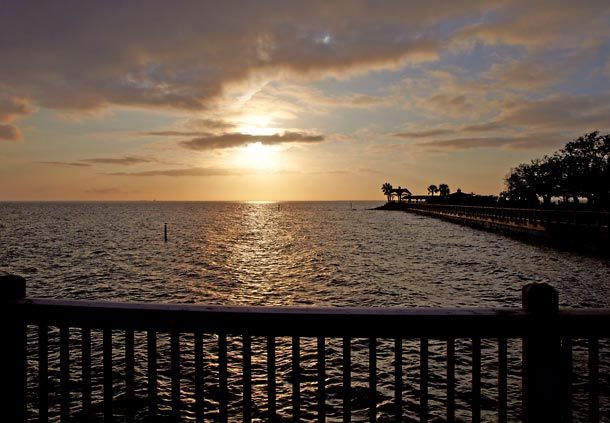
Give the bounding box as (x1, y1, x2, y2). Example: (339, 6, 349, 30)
(377, 202, 610, 258)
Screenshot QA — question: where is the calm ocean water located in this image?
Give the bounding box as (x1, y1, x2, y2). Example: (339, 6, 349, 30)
(2, 201, 609, 307)
(2, 201, 610, 422)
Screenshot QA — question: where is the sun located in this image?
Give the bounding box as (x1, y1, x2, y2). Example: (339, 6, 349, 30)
(234, 141, 279, 170)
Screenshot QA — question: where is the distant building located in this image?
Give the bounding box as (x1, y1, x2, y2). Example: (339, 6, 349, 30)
(389, 186, 412, 202)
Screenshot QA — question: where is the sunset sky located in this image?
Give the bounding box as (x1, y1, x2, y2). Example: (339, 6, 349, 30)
(1, 1, 610, 201)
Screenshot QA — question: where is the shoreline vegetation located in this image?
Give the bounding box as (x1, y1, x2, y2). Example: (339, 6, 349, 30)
(380, 132, 610, 211)
(376, 132, 610, 257)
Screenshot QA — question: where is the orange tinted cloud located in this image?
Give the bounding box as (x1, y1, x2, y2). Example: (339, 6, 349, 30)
(180, 132, 324, 151)
(0, 124, 21, 141)
(0, 1, 465, 115)
(0, 94, 33, 141)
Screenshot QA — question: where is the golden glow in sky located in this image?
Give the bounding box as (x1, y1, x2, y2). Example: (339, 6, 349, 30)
(1, 2, 609, 201)
(233, 142, 281, 171)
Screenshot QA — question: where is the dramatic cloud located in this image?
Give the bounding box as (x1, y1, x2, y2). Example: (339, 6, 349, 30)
(260, 83, 395, 111)
(393, 129, 453, 139)
(0, 1, 467, 115)
(38, 156, 155, 167)
(143, 131, 214, 138)
(185, 118, 236, 132)
(0, 94, 32, 121)
(81, 156, 154, 166)
(0, 124, 22, 141)
(180, 132, 324, 151)
(395, 90, 610, 150)
(497, 94, 610, 131)
(393, 123, 509, 140)
(143, 119, 236, 137)
(454, 1, 610, 50)
(0, 94, 34, 141)
(38, 161, 92, 167)
(393, 91, 610, 152)
(484, 57, 570, 91)
(460, 122, 507, 133)
(418, 133, 565, 151)
(3, 1, 610, 199)
(106, 167, 241, 177)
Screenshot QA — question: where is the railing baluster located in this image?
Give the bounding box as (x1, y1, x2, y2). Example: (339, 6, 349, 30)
(447, 338, 455, 423)
(60, 326, 70, 422)
(267, 335, 276, 420)
(472, 337, 481, 423)
(588, 337, 599, 423)
(171, 331, 181, 421)
(103, 328, 112, 422)
(243, 334, 252, 423)
(125, 329, 135, 423)
(147, 330, 157, 419)
(317, 336, 326, 423)
(498, 337, 507, 423)
(292, 335, 301, 422)
(39, 325, 48, 423)
(395, 338, 402, 422)
(81, 328, 91, 420)
(561, 337, 573, 423)
(219, 332, 228, 423)
(343, 337, 351, 423)
(195, 332, 204, 422)
(369, 337, 376, 423)
(18, 279, 610, 423)
(420, 337, 428, 423)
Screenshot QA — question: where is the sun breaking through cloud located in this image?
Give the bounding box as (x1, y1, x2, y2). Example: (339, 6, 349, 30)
(1, 1, 609, 200)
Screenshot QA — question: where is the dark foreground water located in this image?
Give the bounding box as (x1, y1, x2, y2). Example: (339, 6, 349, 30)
(2, 201, 610, 422)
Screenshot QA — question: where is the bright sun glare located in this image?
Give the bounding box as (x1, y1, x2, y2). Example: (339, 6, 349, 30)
(234, 141, 279, 170)
(232, 115, 283, 170)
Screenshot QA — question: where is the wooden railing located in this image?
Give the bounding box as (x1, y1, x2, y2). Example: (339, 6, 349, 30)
(2, 275, 610, 422)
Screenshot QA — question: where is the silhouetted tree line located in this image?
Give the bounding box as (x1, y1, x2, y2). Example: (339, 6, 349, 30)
(427, 184, 451, 197)
(502, 132, 610, 209)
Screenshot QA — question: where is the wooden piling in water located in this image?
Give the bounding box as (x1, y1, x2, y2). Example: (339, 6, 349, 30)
(164, 223, 167, 242)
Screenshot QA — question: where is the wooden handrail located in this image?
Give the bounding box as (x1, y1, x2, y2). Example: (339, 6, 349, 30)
(4, 275, 610, 422)
(10, 298, 610, 338)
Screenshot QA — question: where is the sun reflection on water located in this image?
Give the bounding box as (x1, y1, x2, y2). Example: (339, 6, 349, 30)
(226, 202, 294, 304)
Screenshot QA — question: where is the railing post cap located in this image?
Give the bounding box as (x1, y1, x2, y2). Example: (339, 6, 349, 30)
(0, 274, 26, 301)
(522, 283, 558, 313)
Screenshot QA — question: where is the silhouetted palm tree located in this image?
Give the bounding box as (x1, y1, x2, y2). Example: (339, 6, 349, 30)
(381, 182, 393, 203)
(438, 183, 450, 197)
(427, 184, 438, 196)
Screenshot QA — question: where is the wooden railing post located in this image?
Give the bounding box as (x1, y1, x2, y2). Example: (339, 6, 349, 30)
(0, 274, 27, 423)
(522, 283, 560, 423)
